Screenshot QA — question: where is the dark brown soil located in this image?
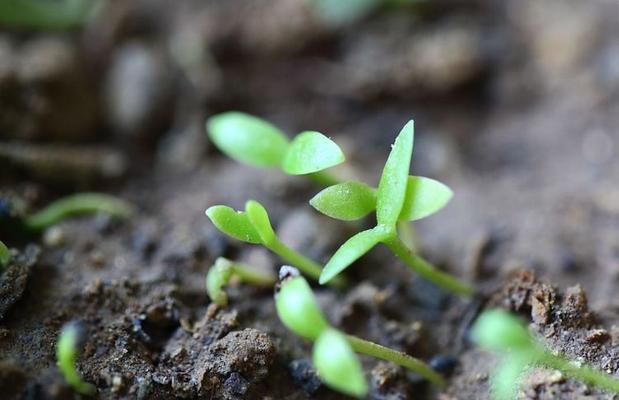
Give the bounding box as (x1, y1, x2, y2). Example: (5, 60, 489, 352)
(1, 0, 619, 399)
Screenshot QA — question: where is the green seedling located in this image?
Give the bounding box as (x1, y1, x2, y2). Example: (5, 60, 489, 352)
(207, 111, 345, 186)
(314, 120, 474, 296)
(205, 200, 345, 288)
(472, 309, 619, 400)
(23, 192, 135, 232)
(56, 322, 96, 396)
(0, 240, 10, 268)
(0, 0, 100, 30)
(206, 257, 276, 306)
(275, 266, 444, 398)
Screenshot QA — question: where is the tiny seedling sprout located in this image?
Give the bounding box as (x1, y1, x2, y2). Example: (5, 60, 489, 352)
(314, 120, 474, 296)
(472, 309, 619, 399)
(23, 192, 135, 232)
(0, 240, 10, 268)
(207, 111, 345, 186)
(206, 257, 276, 306)
(205, 200, 345, 288)
(275, 266, 445, 398)
(56, 322, 96, 396)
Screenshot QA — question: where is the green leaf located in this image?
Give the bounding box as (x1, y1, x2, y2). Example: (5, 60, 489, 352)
(492, 355, 531, 400)
(245, 200, 276, 245)
(313, 329, 367, 398)
(309, 181, 376, 221)
(399, 176, 453, 221)
(207, 112, 290, 167)
(281, 131, 345, 175)
(471, 309, 533, 351)
(205, 205, 262, 244)
(57, 323, 96, 396)
(0, 0, 100, 31)
(206, 258, 234, 306)
(275, 275, 330, 341)
(0, 240, 10, 267)
(23, 193, 135, 232)
(319, 225, 391, 284)
(376, 120, 415, 226)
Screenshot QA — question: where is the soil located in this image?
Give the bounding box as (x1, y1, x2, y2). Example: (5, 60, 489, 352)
(1, 0, 619, 399)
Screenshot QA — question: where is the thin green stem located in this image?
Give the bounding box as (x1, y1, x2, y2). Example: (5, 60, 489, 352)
(230, 261, 276, 287)
(268, 237, 346, 288)
(306, 171, 342, 187)
(345, 334, 445, 387)
(397, 220, 417, 252)
(542, 352, 619, 393)
(385, 234, 475, 297)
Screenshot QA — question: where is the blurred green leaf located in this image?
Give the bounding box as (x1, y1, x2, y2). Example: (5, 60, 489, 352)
(399, 176, 453, 221)
(245, 200, 276, 245)
(319, 225, 391, 284)
(0, 0, 99, 30)
(0, 240, 10, 267)
(309, 181, 376, 221)
(275, 275, 330, 341)
(205, 205, 262, 244)
(207, 112, 290, 167)
(282, 131, 345, 175)
(313, 329, 368, 398)
(492, 355, 531, 400)
(471, 309, 534, 351)
(206, 258, 234, 306)
(376, 120, 414, 226)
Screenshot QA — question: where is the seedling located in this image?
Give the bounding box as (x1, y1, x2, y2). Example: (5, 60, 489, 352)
(0, 0, 100, 30)
(56, 322, 96, 396)
(205, 200, 345, 288)
(0, 240, 10, 268)
(207, 111, 345, 186)
(23, 192, 135, 232)
(314, 120, 474, 296)
(206, 257, 276, 306)
(275, 266, 444, 398)
(472, 309, 619, 400)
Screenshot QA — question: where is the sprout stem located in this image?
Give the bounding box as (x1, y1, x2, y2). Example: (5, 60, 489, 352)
(397, 220, 417, 252)
(306, 171, 342, 187)
(0, 240, 10, 267)
(268, 237, 346, 288)
(23, 193, 135, 232)
(225, 258, 276, 287)
(543, 352, 619, 393)
(385, 235, 474, 297)
(345, 334, 445, 387)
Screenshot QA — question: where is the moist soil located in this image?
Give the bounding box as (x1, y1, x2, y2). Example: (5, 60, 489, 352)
(1, 0, 619, 399)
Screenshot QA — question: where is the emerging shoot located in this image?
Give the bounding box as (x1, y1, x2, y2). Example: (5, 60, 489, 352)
(313, 121, 474, 296)
(0, 240, 10, 268)
(23, 192, 135, 232)
(206, 257, 276, 306)
(56, 322, 96, 396)
(207, 111, 344, 186)
(275, 266, 445, 398)
(472, 309, 619, 399)
(205, 200, 345, 288)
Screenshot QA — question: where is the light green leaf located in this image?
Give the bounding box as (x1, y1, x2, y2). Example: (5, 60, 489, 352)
(245, 200, 276, 245)
(319, 225, 391, 284)
(376, 120, 414, 226)
(281, 131, 345, 175)
(471, 309, 533, 351)
(57, 323, 96, 396)
(275, 275, 330, 341)
(309, 181, 376, 221)
(399, 176, 453, 221)
(492, 355, 531, 400)
(207, 112, 290, 167)
(313, 329, 367, 398)
(205, 205, 262, 244)
(206, 258, 234, 306)
(0, 0, 100, 31)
